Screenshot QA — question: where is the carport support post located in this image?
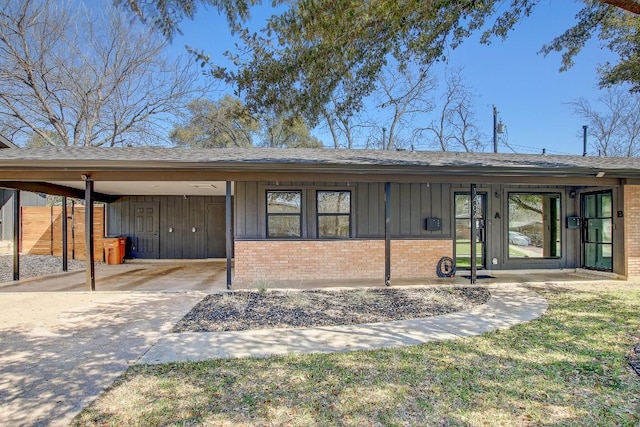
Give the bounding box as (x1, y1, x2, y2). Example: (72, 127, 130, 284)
(12, 190, 19, 281)
(85, 179, 95, 291)
(226, 180, 232, 290)
(470, 183, 477, 285)
(62, 197, 68, 272)
(385, 182, 391, 286)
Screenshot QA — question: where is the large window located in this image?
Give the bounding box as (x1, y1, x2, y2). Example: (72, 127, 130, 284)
(317, 190, 351, 238)
(266, 191, 302, 238)
(508, 193, 561, 258)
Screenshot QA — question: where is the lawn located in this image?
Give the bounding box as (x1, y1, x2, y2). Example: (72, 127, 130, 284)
(74, 283, 640, 426)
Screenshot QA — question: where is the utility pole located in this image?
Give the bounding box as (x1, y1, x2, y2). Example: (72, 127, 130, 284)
(493, 106, 505, 153)
(493, 106, 498, 153)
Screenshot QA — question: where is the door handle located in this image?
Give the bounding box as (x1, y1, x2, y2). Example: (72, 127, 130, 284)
(477, 220, 486, 243)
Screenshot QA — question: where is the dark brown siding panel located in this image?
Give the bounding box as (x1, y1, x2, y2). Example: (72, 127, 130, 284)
(391, 183, 401, 236)
(399, 183, 412, 236)
(107, 195, 229, 259)
(165, 196, 184, 258)
(366, 183, 383, 237)
(235, 182, 260, 239)
(234, 182, 246, 237)
(179, 196, 190, 258)
(439, 184, 452, 238)
(305, 186, 315, 239)
(159, 196, 168, 258)
(189, 196, 205, 258)
(107, 198, 122, 236)
(410, 183, 422, 235)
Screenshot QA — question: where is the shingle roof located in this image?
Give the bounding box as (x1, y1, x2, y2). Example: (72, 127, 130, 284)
(0, 146, 637, 177)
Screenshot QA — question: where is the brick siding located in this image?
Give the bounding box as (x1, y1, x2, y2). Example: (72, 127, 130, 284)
(391, 240, 454, 279)
(234, 239, 454, 285)
(624, 185, 640, 277)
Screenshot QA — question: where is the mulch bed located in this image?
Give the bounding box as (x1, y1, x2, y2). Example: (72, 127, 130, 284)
(172, 286, 490, 332)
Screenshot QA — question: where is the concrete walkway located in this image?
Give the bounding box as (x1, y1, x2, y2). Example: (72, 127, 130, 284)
(139, 284, 548, 364)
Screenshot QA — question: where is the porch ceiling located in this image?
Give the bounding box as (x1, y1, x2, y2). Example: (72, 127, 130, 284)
(49, 180, 232, 196)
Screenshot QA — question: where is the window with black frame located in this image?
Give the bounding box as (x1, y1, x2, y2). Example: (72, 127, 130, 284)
(266, 190, 302, 238)
(317, 190, 351, 238)
(508, 193, 561, 258)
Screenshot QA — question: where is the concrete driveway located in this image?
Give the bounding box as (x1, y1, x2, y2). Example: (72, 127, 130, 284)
(0, 291, 205, 426)
(0, 259, 229, 293)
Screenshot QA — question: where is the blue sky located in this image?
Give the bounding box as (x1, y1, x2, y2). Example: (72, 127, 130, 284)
(168, 1, 615, 155)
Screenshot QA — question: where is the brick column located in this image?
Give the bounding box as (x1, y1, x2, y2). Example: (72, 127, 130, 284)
(624, 185, 640, 277)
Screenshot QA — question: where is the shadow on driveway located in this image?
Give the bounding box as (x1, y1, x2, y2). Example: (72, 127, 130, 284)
(0, 291, 205, 426)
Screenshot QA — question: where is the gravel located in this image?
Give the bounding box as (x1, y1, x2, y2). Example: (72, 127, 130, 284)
(172, 286, 491, 332)
(0, 254, 89, 283)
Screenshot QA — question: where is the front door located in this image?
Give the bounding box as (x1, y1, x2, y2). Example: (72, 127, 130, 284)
(132, 202, 159, 259)
(454, 192, 487, 269)
(582, 191, 613, 271)
(206, 203, 227, 258)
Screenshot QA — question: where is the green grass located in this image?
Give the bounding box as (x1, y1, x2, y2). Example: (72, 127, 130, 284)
(74, 284, 640, 426)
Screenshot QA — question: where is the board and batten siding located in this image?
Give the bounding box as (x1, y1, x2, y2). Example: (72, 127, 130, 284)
(234, 180, 587, 272)
(234, 181, 453, 239)
(107, 195, 229, 259)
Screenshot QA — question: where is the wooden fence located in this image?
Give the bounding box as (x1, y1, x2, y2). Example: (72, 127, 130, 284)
(21, 206, 105, 262)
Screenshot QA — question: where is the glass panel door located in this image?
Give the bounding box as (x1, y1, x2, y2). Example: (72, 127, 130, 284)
(455, 193, 486, 269)
(582, 191, 613, 271)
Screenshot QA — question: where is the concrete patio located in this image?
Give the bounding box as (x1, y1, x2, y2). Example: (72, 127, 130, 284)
(0, 259, 229, 293)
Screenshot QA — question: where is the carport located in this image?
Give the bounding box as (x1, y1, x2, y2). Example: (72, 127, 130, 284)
(0, 148, 235, 291)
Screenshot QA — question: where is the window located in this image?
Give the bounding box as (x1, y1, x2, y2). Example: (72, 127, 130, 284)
(266, 191, 301, 238)
(317, 190, 351, 238)
(508, 193, 561, 258)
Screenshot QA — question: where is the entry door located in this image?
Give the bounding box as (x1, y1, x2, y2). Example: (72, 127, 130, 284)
(454, 192, 487, 269)
(206, 203, 227, 258)
(132, 202, 159, 259)
(582, 191, 613, 271)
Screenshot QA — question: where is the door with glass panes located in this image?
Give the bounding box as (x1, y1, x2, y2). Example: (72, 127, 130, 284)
(582, 191, 613, 271)
(454, 193, 486, 269)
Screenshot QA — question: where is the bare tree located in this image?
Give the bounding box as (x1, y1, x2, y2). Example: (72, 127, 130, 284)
(373, 66, 437, 150)
(570, 87, 640, 156)
(413, 69, 484, 152)
(318, 86, 377, 149)
(0, 0, 205, 147)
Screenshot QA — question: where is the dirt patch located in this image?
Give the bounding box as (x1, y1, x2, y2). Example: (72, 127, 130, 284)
(172, 286, 490, 332)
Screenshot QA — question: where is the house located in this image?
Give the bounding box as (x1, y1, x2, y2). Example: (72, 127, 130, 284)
(0, 146, 638, 289)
